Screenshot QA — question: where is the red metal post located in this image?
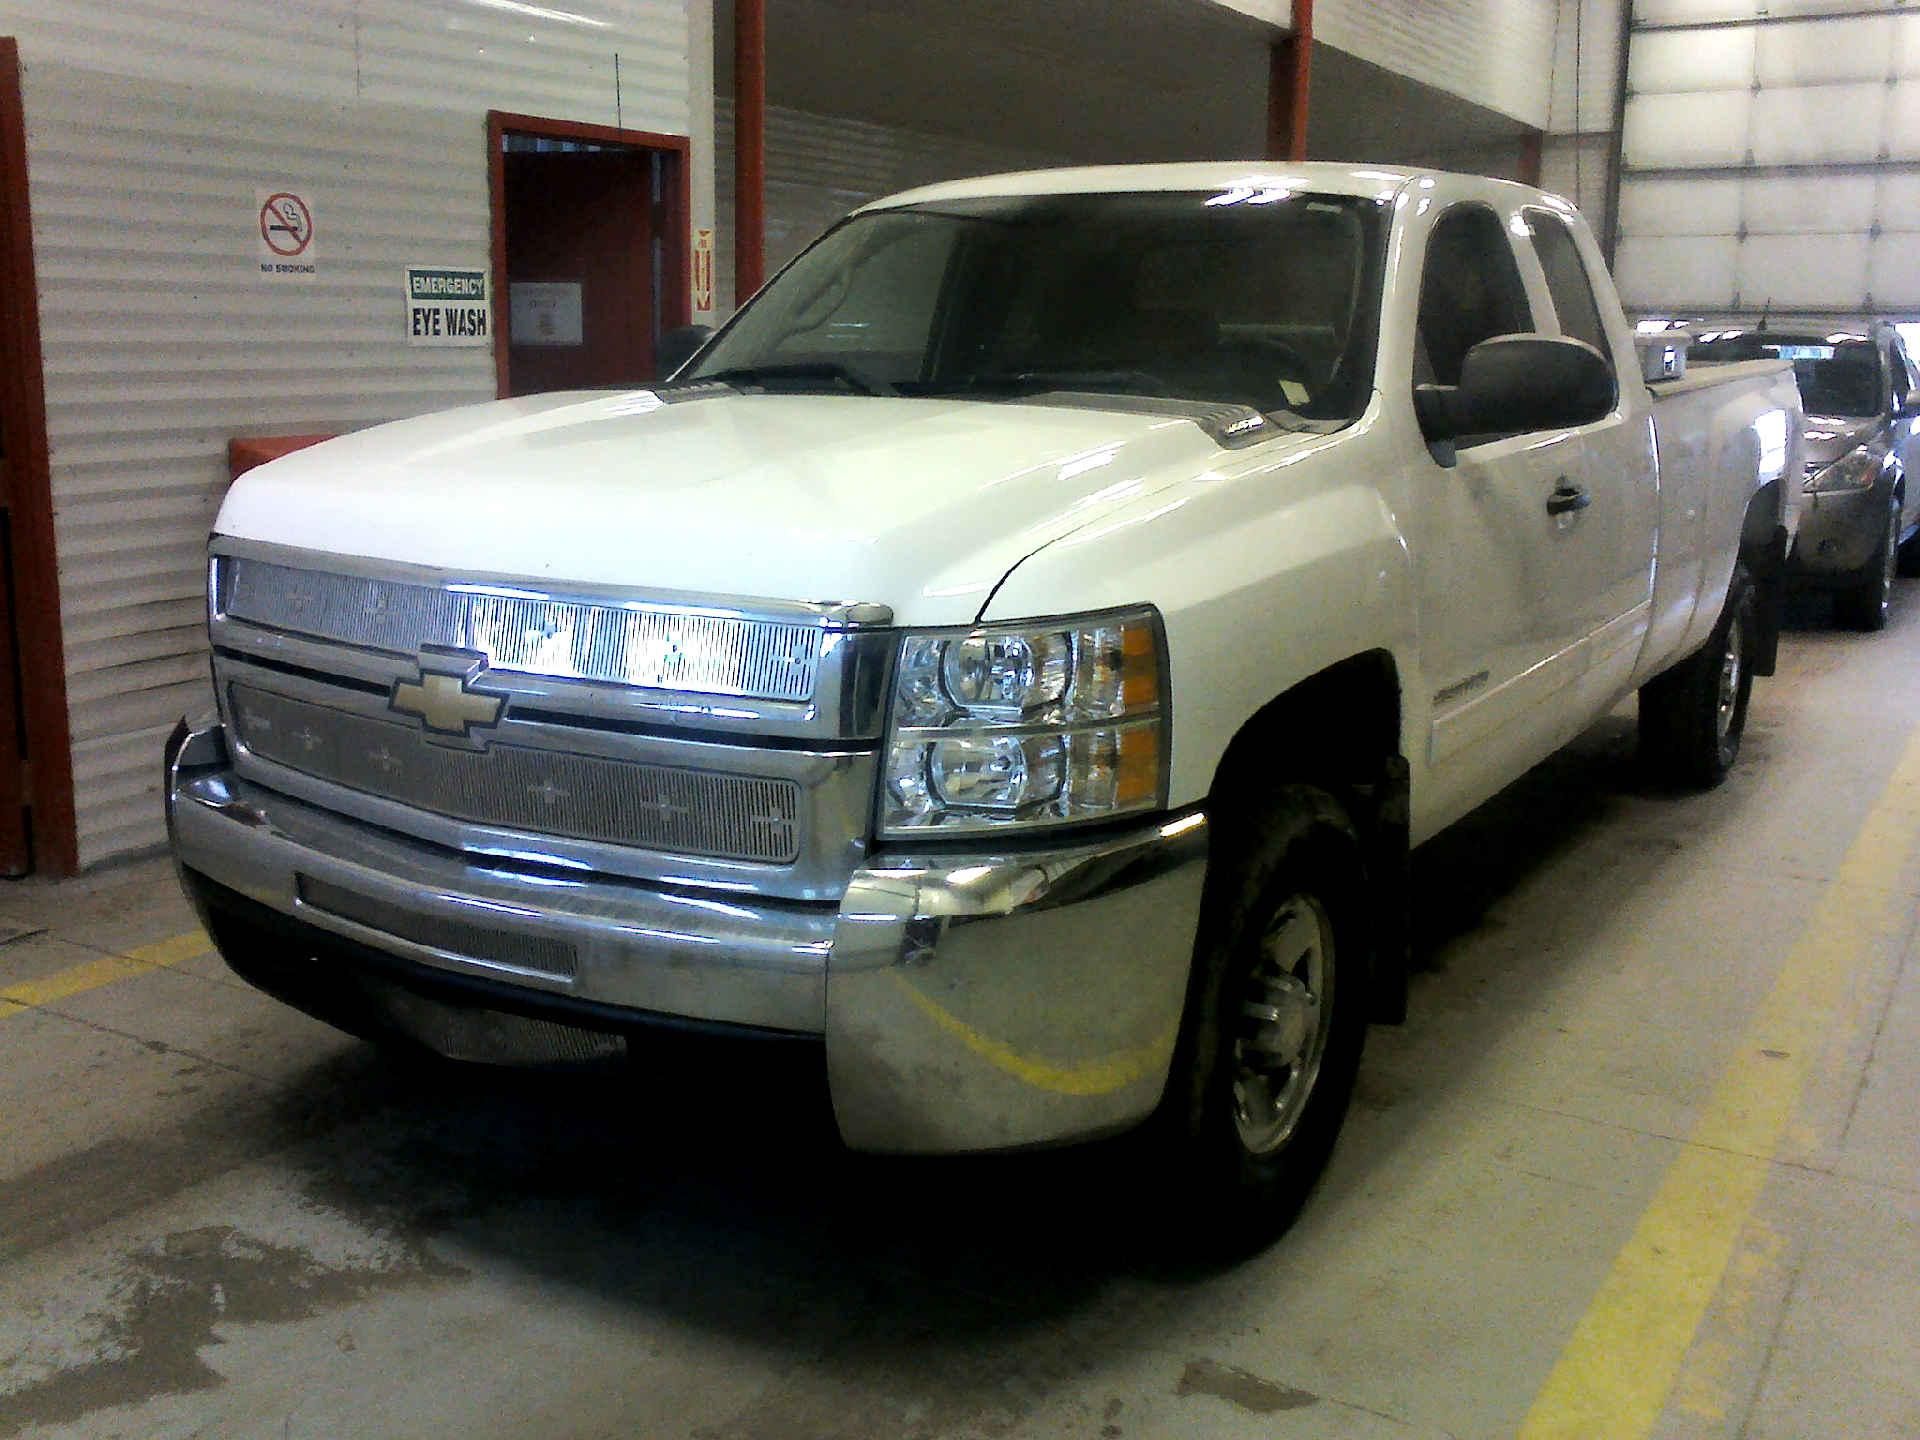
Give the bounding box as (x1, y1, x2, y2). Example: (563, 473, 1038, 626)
(734, 0, 766, 301)
(1267, 0, 1313, 162)
(1518, 128, 1544, 186)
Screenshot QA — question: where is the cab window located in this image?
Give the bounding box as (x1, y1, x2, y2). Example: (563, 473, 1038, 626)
(1525, 209, 1611, 362)
(1414, 206, 1534, 389)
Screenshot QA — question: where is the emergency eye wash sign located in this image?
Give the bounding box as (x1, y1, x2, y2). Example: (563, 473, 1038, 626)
(404, 266, 490, 346)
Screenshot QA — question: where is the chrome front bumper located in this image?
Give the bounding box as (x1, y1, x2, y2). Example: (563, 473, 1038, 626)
(166, 721, 1209, 1153)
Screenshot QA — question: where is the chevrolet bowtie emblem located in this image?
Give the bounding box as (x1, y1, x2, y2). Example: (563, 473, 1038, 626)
(390, 666, 506, 736)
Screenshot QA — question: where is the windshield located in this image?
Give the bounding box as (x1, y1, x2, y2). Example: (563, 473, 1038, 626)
(1691, 334, 1884, 418)
(688, 189, 1390, 425)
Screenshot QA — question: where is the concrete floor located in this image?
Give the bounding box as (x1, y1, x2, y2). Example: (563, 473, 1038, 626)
(3, 592, 1918, 1440)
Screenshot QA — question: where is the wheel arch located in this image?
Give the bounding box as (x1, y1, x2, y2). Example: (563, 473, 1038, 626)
(1740, 476, 1790, 676)
(1206, 649, 1411, 1024)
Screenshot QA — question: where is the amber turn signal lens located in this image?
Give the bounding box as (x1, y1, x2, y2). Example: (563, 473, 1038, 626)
(1114, 724, 1160, 807)
(1120, 622, 1158, 710)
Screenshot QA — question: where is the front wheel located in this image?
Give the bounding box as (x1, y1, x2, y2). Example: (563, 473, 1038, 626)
(1834, 495, 1899, 632)
(1897, 500, 1920, 577)
(1146, 784, 1369, 1252)
(1639, 564, 1756, 788)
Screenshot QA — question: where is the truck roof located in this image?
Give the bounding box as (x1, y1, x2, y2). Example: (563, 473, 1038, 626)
(857, 162, 1557, 213)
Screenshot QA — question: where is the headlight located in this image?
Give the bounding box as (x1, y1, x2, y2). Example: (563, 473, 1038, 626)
(879, 607, 1167, 837)
(1805, 445, 1877, 493)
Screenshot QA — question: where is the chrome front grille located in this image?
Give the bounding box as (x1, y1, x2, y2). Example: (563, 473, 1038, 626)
(231, 684, 803, 865)
(222, 556, 824, 703)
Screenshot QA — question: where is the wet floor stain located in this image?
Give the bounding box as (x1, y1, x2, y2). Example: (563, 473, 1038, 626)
(1174, 1357, 1317, 1414)
(0, 1223, 464, 1436)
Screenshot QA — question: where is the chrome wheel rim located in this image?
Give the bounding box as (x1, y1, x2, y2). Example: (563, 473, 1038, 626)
(1232, 893, 1335, 1156)
(1715, 612, 1744, 748)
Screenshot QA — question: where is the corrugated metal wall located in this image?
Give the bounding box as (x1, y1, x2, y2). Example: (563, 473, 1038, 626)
(712, 101, 1068, 314)
(1316, 0, 1559, 129)
(1543, 0, 1628, 239)
(1616, 0, 1920, 314)
(0, 0, 693, 864)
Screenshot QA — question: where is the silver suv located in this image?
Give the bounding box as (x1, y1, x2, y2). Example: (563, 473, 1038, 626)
(1691, 324, 1920, 631)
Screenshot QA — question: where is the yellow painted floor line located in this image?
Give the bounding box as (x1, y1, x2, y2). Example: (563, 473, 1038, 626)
(0, 954, 149, 1009)
(1519, 732, 1920, 1439)
(124, 928, 212, 968)
(0, 928, 212, 1018)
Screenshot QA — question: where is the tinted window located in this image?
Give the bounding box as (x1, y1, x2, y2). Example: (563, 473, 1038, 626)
(1526, 209, 1610, 359)
(1690, 332, 1883, 418)
(1415, 206, 1533, 387)
(741, 215, 953, 365)
(692, 190, 1391, 423)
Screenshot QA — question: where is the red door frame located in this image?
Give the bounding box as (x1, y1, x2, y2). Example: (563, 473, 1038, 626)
(1266, 0, 1313, 162)
(0, 38, 75, 875)
(486, 111, 693, 400)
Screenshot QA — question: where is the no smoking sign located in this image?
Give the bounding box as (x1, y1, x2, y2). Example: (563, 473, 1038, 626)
(255, 187, 317, 280)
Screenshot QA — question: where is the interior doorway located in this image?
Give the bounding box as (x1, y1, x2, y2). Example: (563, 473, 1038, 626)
(0, 38, 73, 875)
(488, 112, 692, 398)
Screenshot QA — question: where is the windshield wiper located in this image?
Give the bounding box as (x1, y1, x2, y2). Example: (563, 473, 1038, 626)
(913, 368, 1175, 399)
(695, 361, 897, 397)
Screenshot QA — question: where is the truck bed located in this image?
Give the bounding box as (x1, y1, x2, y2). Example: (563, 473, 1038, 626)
(1638, 356, 1802, 686)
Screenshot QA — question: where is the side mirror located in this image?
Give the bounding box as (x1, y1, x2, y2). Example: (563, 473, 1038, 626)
(656, 323, 715, 380)
(1416, 334, 1617, 443)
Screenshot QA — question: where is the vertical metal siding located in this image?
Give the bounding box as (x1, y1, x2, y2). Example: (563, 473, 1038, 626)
(1316, 0, 1558, 129)
(712, 102, 1070, 314)
(0, 0, 692, 865)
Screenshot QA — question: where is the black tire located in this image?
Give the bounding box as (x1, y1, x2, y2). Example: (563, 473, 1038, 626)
(1898, 541, 1920, 579)
(1145, 784, 1369, 1254)
(1834, 494, 1899, 631)
(1897, 516, 1920, 579)
(1638, 564, 1756, 788)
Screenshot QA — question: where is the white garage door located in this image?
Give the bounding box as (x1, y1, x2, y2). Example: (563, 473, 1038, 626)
(1615, 0, 1920, 316)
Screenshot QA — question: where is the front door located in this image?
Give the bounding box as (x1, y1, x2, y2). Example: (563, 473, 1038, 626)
(1407, 203, 1602, 823)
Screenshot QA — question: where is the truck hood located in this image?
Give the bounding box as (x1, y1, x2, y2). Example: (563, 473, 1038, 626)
(214, 390, 1285, 627)
(1803, 414, 1882, 468)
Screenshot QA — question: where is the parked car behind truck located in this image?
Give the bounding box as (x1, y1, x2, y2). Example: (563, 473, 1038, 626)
(1690, 323, 1920, 630)
(167, 165, 1803, 1244)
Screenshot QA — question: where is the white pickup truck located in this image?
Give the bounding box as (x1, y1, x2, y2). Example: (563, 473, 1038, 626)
(167, 165, 1802, 1241)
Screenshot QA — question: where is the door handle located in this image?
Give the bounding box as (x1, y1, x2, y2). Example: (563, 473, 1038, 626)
(1546, 481, 1592, 516)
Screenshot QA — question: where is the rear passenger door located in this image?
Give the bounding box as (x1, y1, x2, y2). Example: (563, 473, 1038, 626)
(1407, 203, 1595, 797)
